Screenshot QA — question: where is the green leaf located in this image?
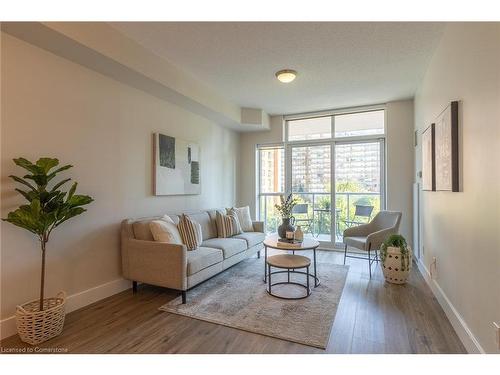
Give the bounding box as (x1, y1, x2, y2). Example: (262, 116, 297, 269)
(9, 175, 37, 191)
(13, 158, 43, 174)
(50, 178, 71, 192)
(47, 164, 72, 178)
(24, 174, 48, 188)
(31, 199, 41, 220)
(3, 207, 43, 236)
(67, 194, 93, 207)
(36, 158, 59, 174)
(67, 182, 77, 202)
(54, 207, 87, 228)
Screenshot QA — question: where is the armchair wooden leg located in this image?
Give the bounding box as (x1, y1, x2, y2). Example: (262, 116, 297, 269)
(257, 250, 261, 259)
(343, 244, 347, 265)
(181, 291, 187, 304)
(132, 281, 137, 294)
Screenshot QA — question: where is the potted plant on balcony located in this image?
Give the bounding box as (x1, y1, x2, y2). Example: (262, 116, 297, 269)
(3, 157, 93, 345)
(380, 234, 412, 284)
(274, 193, 298, 239)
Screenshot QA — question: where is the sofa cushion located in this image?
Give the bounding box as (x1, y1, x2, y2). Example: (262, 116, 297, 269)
(215, 210, 242, 238)
(150, 215, 182, 242)
(228, 206, 254, 232)
(344, 236, 368, 250)
(188, 211, 217, 240)
(149, 219, 182, 244)
(201, 238, 247, 259)
(132, 220, 154, 241)
(233, 232, 265, 248)
(187, 247, 223, 275)
(178, 214, 202, 251)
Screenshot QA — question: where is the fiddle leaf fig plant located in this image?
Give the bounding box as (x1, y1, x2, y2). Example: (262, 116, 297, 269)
(2, 157, 93, 311)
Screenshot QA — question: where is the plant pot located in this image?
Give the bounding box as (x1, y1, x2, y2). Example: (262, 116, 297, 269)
(16, 291, 66, 345)
(381, 247, 412, 284)
(277, 218, 295, 239)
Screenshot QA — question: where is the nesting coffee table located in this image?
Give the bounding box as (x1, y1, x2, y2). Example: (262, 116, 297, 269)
(263, 235, 320, 299)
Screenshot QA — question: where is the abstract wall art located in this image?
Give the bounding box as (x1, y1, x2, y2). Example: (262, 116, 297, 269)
(434, 101, 459, 192)
(154, 133, 201, 195)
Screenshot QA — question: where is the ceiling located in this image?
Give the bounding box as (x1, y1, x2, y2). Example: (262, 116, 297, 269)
(111, 22, 445, 115)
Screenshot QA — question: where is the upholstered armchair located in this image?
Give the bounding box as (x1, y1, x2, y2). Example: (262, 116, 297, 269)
(343, 211, 402, 277)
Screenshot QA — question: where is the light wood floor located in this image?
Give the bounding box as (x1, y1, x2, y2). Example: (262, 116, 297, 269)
(1, 250, 466, 354)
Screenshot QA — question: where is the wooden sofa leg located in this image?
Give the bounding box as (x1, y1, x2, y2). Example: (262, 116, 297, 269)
(181, 291, 187, 304)
(257, 250, 261, 259)
(132, 281, 138, 294)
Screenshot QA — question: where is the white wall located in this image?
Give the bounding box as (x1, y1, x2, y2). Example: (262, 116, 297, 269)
(237, 115, 283, 215)
(1, 34, 239, 324)
(238, 100, 415, 243)
(414, 23, 500, 353)
(386, 100, 414, 243)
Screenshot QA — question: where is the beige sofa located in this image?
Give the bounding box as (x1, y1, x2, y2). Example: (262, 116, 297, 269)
(121, 209, 265, 303)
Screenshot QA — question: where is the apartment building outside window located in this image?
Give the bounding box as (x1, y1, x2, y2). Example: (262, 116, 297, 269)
(257, 108, 385, 247)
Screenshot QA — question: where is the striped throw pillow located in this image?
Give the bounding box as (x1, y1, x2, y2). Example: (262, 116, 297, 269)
(216, 210, 242, 238)
(178, 214, 202, 251)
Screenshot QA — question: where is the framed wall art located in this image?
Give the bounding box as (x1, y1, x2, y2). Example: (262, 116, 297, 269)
(434, 101, 459, 192)
(153, 133, 201, 196)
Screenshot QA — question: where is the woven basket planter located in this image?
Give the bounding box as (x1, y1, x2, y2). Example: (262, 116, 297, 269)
(16, 291, 66, 345)
(381, 246, 412, 284)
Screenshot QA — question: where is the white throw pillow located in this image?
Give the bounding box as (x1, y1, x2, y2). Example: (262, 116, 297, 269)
(227, 206, 253, 232)
(149, 215, 182, 244)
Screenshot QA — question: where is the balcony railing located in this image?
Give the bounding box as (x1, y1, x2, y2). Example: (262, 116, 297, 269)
(259, 191, 380, 243)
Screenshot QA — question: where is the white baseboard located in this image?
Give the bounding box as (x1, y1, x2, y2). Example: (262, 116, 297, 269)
(0, 278, 131, 341)
(415, 258, 485, 353)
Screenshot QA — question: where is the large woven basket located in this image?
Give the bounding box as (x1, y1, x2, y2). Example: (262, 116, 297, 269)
(381, 246, 412, 284)
(16, 291, 66, 345)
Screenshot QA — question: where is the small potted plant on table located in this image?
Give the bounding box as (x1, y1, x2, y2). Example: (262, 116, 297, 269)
(380, 234, 412, 284)
(274, 193, 298, 240)
(3, 157, 93, 345)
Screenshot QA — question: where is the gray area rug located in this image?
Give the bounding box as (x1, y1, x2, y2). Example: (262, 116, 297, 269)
(159, 257, 349, 349)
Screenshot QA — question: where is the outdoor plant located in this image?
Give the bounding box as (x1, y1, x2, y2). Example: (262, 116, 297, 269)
(2, 157, 93, 311)
(380, 234, 411, 271)
(274, 193, 299, 218)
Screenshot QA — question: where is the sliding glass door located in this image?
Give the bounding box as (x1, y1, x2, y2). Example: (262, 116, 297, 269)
(290, 143, 332, 242)
(334, 140, 384, 245)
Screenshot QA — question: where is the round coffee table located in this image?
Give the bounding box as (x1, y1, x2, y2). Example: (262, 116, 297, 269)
(263, 235, 320, 288)
(266, 254, 311, 299)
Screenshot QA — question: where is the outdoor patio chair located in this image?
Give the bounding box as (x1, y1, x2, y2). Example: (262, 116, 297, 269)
(292, 203, 314, 235)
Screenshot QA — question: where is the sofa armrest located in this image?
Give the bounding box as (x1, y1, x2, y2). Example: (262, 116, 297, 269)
(252, 220, 264, 233)
(121, 239, 187, 290)
(343, 223, 373, 239)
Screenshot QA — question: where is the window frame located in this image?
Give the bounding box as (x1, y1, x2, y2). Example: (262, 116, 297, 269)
(257, 104, 387, 247)
(256, 143, 286, 233)
(284, 104, 386, 143)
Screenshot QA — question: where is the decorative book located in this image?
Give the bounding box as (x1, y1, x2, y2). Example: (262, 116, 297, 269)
(276, 239, 303, 248)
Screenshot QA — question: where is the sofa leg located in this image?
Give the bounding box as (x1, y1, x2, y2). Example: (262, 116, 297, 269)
(132, 281, 138, 294)
(343, 244, 347, 265)
(257, 250, 261, 259)
(181, 291, 187, 304)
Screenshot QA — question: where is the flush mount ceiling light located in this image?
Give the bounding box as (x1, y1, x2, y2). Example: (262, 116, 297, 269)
(275, 69, 297, 83)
